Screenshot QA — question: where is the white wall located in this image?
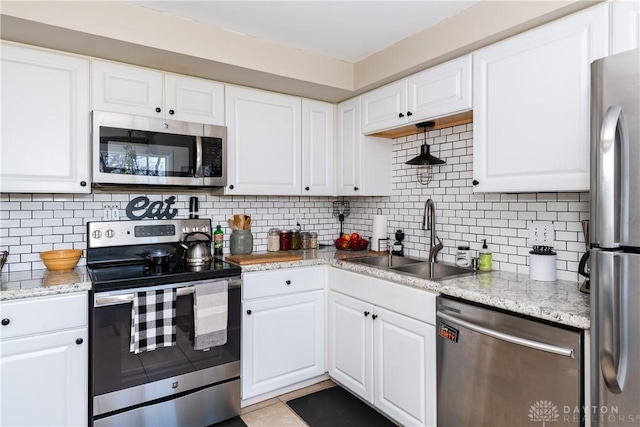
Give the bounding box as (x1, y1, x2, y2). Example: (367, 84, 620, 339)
(0, 123, 589, 281)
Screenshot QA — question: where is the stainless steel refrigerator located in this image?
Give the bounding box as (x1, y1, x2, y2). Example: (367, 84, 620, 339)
(590, 47, 640, 426)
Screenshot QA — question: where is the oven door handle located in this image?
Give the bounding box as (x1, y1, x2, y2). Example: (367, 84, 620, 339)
(95, 279, 241, 307)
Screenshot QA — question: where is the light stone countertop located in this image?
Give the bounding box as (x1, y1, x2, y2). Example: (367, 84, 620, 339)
(0, 247, 590, 329)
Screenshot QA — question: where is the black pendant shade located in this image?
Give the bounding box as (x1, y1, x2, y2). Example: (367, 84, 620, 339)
(405, 143, 445, 165)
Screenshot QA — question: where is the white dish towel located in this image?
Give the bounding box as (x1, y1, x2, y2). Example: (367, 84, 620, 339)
(194, 280, 228, 350)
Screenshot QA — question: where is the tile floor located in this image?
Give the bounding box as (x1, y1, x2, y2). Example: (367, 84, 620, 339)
(239, 379, 337, 427)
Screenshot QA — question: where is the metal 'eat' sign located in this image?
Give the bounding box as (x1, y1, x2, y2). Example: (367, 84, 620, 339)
(125, 196, 178, 220)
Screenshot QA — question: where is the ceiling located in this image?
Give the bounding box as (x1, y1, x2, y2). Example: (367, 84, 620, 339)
(128, 1, 479, 63)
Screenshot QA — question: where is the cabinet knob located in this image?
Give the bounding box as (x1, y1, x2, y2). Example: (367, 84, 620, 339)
(229, 184, 234, 190)
(406, 111, 413, 117)
(246, 310, 252, 315)
(155, 107, 161, 113)
(372, 314, 378, 320)
(80, 181, 87, 187)
(1, 318, 9, 326)
(305, 186, 310, 191)
(75, 338, 83, 345)
(398, 112, 405, 118)
(285, 280, 291, 285)
(354, 186, 359, 191)
(364, 311, 370, 317)
(169, 109, 175, 115)
(472, 180, 480, 186)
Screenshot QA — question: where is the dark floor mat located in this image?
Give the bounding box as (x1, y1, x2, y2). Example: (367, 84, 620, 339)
(209, 415, 247, 427)
(286, 386, 397, 427)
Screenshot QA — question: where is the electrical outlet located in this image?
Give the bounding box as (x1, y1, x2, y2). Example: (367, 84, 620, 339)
(111, 207, 120, 220)
(529, 221, 554, 246)
(102, 206, 111, 221)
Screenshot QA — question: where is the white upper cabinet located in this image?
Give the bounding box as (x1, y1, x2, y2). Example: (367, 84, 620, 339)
(225, 85, 302, 195)
(337, 98, 392, 196)
(1, 42, 90, 193)
(361, 55, 472, 134)
(302, 99, 335, 196)
(611, 0, 640, 54)
(92, 59, 224, 125)
(472, 3, 609, 193)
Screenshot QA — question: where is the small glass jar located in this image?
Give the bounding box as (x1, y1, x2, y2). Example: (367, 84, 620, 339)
(310, 232, 318, 249)
(230, 229, 253, 255)
(291, 230, 302, 250)
(301, 231, 311, 249)
(280, 230, 292, 251)
(267, 228, 280, 252)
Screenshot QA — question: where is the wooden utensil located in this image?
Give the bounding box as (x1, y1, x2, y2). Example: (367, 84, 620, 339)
(244, 216, 251, 229)
(227, 218, 236, 230)
(233, 214, 243, 230)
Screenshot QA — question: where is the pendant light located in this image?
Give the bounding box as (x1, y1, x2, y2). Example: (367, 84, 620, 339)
(405, 121, 445, 185)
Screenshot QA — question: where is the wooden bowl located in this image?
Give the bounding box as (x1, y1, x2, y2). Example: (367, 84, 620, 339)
(40, 249, 82, 271)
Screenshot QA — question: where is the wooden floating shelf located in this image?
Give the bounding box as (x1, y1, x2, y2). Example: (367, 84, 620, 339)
(369, 110, 473, 139)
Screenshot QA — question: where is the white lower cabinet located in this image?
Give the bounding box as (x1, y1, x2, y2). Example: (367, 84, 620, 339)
(0, 293, 88, 427)
(328, 268, 437, 427)
(241, 267, 325, 401)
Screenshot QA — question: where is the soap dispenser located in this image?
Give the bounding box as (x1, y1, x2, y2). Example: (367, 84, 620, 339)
(478, 239, 492, 271)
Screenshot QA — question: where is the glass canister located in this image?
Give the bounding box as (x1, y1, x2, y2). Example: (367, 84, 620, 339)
(230, 229, 253, 255)
(310, 232, 318, 249)
(280, 230, 292, 251)
(267, 228, 280, 252)
(291, 230, 302, 250)
(301, 231, 311, 249)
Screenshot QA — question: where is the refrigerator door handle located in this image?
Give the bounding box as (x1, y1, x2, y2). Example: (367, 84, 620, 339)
(596, 106, 628, 248)
(596, 251, 628, 393)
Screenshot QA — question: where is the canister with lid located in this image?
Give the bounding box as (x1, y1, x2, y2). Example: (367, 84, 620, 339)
(267, 228, 280, 252)
(301, 231, 311, 249)
(291, 230, 302, 250)
(310, 232, 318, 249)
(456, 245, 471, 267)
(280, 230, 292, 251)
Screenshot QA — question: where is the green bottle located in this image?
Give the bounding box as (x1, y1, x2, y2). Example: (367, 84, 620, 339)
(213, 224, 224, 256)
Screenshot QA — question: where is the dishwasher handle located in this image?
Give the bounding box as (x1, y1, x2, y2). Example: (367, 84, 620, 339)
(437, 311, 574, 358)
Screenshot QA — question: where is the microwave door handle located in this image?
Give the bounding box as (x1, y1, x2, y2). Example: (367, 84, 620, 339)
(597, 106, 627, 248)
(195, 135, 203, 178)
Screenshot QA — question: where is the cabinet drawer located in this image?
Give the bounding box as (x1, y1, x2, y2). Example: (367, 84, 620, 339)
(243, 266, 325, 300)
(0, 293, 88, 340)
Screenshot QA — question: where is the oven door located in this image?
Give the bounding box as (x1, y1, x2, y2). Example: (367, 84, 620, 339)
(91, 277, 241, 419)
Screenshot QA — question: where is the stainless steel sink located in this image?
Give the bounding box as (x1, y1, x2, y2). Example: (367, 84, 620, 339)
(390, 262, 475, 281)
(350, 254, 424, 268)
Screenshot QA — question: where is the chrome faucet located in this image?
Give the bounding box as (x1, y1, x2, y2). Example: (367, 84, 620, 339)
(423, 199, 443, 263)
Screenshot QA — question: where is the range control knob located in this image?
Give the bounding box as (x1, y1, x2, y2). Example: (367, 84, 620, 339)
(92, 230, 102, 239)
(201, 226, 209, 233)
(105, 229, 115, 238)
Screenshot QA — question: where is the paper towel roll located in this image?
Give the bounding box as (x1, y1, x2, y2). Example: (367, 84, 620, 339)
(371, 214, 388, 252)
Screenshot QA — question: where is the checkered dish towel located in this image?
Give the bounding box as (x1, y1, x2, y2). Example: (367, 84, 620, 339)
(130, 289, 177, 354)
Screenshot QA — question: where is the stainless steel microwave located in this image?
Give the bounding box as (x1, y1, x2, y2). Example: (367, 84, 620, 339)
(92, 111, 226, 188)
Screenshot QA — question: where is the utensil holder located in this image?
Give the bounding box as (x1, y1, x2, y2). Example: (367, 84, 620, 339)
(230, 229, 253, 255)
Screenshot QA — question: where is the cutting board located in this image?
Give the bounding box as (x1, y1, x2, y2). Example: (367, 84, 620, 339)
(225, 252, 303, 265)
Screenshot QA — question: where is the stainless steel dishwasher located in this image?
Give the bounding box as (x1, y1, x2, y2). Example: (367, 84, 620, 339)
(436, 296, 583, 427)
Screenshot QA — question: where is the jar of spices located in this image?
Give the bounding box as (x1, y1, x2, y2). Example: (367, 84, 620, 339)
(267, 228, 280, 252)
(301, 231, 311, 249)
(280, 230, 292, 251)
(310, 232, 318, 249)
(291, 230, 302, 250)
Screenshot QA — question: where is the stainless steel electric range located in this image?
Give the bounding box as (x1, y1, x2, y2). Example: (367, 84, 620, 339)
(86, 218, 242, 427)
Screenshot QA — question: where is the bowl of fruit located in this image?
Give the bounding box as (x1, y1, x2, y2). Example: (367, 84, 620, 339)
(335, 233, 369, 251)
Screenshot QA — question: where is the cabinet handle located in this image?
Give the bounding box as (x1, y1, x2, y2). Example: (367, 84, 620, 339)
(1, 318, 9, 326)
(364, 311, 370, 317)
(305, 186, 310, 191)
(80, 181, 87, 187)
(406, 111, 413, 117)
(75, 338, 83, 345)
(155, 107, 161, 113)
(285, 280, 291, 285)
(398, 112, 405, 118)
(354, 186, 359, 191)
(372, 314, 378, 320)
(246, 310, 252, 315)
(472, 180, 479, 186)
(229, 184, 234, 190)
(169, 109, 175, 115)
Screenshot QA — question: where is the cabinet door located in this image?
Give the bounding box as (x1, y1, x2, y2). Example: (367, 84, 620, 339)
(1, 328, 88, 427)
(408, 55, 472, 123)
(302, 99, 334, 196)
(1, 43, 90, 193)
(473, 3, 609, 193)
(373, 306, 436, 427)
(225, 86, 302, 195)
(611, 0, 640, 54)
(92, 59, 164, 117)
(336, 98, 362, 195)
(361, 80, 407, 134)
(164, 74, 225, 125)
(328, 291, 374, 403)
(242, 290, 324, 399)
